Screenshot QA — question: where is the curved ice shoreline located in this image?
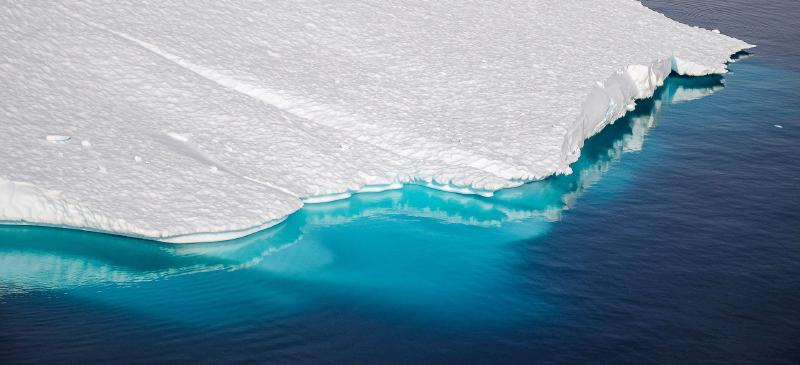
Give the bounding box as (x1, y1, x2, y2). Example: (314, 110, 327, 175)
(0, 1, 753, 243)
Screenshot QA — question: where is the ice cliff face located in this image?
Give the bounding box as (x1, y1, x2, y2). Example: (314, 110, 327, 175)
(0, 1, 752, 242)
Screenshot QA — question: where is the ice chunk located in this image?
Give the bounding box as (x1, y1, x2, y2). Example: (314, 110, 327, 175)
(0, 1, 753, 242)
(45, 135, 71, 144)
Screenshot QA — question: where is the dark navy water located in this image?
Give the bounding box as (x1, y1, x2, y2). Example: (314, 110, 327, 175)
(2, 2, 799, 364)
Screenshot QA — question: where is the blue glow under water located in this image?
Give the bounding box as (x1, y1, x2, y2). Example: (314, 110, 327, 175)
(2, 3, 799, 364)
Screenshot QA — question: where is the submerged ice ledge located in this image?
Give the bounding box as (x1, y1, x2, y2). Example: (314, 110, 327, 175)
(0, 1, 753, 242)
(0, 70, 730, 291)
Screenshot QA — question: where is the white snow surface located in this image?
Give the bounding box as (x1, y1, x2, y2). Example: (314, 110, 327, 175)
(0, 1, 752, 242)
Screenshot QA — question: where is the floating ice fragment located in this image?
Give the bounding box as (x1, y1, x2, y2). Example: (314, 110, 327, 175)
(81, 140, 92, 147)
(166, 132, 189, 142)
(134, 155, 142, 162)
(46, 135, 71, 144)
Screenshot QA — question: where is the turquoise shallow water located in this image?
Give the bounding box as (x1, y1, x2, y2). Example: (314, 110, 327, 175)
(3, 2, 800, 364)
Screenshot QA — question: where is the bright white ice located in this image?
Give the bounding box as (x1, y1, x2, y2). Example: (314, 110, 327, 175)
(0, 1, 752, 242)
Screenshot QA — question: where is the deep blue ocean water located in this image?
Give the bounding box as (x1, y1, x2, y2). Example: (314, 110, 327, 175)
(2, 2, 799, 364)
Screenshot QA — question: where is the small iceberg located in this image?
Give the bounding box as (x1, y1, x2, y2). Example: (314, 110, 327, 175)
(45, 135, 71, 144)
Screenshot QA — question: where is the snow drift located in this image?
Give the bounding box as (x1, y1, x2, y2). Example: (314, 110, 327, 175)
(0, 1, 753, 242)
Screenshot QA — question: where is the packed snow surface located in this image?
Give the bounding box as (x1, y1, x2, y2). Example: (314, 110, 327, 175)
(0, 1, 752, 242)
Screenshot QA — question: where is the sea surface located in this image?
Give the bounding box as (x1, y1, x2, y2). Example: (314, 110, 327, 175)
(2, 2, 799, 364)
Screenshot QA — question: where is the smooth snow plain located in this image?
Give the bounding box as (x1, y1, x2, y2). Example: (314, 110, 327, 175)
(0, 1, 752, 242)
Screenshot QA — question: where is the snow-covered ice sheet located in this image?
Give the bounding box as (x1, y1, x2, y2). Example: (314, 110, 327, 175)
(0, 1, 752, 242)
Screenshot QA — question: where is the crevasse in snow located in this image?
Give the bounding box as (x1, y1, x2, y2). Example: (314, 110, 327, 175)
(0, 1, 753, 242)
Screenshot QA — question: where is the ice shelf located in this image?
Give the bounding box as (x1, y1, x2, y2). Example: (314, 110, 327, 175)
(0, 1, 753, 242)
